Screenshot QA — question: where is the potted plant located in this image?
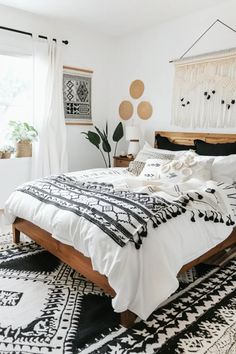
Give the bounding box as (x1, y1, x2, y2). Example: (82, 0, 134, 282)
(8, 121, 38, 158)
(0, 145, 15, 159)
(82, 122, 124, 168)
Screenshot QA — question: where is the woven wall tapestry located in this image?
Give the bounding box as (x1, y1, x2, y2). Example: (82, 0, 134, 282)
(63, 66, 93, 125)
(171, 49, 236, 128)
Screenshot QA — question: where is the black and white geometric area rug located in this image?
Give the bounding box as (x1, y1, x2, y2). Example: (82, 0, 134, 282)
(0, 239, 235, 354)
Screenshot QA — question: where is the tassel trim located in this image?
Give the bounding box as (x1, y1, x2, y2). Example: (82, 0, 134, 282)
(133, 188, 235, 250)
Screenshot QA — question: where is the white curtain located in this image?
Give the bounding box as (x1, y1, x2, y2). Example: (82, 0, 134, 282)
(171, 50, 236, 128)
(31, 38, 68, 179)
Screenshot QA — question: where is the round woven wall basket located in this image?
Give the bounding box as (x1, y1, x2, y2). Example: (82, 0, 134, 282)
(16, 141, 32, 158)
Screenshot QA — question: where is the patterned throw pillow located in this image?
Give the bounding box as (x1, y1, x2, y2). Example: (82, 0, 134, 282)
(128, 161, 146, 176)
(138, 159, 163, 179)
(139, 152, 213, 182)
(128, 142, 176, 176)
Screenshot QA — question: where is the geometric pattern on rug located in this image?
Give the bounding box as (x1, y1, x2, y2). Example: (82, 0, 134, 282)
(0, 230, 29, 244)
(0, 238, 235, 354)
(0, 231, 14, 244)
(0, 241, 119, 354)
(93, 261, 236, 354)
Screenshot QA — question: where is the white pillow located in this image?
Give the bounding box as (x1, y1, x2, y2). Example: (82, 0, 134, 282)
(128, 142, 176, 176)
(212, 154, 236, 183)
(134, 142, 176, 162)
(139, 159, 163, 180)
(140, 151, 213, 182)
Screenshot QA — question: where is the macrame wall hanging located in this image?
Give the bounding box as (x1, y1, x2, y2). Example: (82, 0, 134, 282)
(171, 19, 236, 128)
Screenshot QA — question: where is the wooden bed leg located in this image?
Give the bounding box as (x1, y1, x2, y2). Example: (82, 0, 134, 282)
(12, 225, 20, 244)
(120, 310, 137, 328)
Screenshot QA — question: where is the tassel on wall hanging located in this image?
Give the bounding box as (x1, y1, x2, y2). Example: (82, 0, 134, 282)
(171, 19, 236, 128)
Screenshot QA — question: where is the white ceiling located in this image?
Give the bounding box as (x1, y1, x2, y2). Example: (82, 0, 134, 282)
(0, 0, 230, 36)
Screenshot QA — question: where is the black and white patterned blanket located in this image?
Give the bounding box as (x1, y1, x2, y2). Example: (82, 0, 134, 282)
(17, 175, 235, 249)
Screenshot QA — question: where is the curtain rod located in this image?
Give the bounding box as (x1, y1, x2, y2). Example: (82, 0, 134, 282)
(0, 25, 69, 45)
(169, 19, 236, 64)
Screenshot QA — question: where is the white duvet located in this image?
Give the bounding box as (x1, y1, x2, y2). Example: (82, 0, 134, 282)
(4, 168, 235, 320)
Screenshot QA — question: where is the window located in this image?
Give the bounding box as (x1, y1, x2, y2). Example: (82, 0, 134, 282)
(0, 54, 33, 145)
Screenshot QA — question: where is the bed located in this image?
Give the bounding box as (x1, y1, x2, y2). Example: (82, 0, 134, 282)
(5, 131, 236, 328)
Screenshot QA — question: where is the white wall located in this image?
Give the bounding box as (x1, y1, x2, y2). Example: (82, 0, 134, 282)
(0, 4, 114, 207)
(61, 25, 114, 171)
(0, 158, 31, 208)
(110, 0, 236, 147)
(0, 4, 114, 171)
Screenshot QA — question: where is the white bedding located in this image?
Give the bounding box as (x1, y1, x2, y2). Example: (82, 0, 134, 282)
(4, 168, 235, 320)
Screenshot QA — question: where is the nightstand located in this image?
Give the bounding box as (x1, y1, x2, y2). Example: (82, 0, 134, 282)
(113, 156, 134, 168)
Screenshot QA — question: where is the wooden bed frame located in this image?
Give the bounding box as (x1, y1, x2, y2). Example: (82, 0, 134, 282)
(12, 131, 236, 328)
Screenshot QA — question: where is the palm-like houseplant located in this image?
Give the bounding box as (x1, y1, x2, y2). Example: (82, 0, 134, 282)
(82, 122, 124, 167)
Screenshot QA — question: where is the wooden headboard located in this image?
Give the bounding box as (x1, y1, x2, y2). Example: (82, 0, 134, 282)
(155, 131, 236, 146)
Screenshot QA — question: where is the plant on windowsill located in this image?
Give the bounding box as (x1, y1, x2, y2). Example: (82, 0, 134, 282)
(8, 121, 38, 158)
(81, 122, 124, 168)
(0, 145, 15, 159)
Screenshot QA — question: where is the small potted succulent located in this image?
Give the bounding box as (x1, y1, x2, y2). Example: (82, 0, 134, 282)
(0, 145, 15, 159)
(8, 121, 38, 157)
